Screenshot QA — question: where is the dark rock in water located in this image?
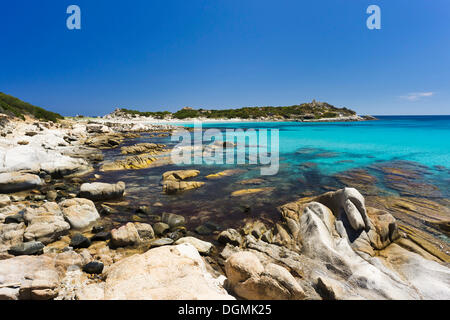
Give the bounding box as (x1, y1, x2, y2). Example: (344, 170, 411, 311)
(8, 241, 44, 256)
(167, 230, 185, 242)
(70, 233, 91, 249)
(204, 221, 221, 232)
(4, 213, 24, 224)
(162, 213, 185, 229)
(195, 225, 214, 235)
(150, 238, 174, 247)
(91, 231, 111, 242)
(99, 204, 114, 215)
(147, 214, 162, 224)
(153, 222, 170, 236)
(218, 229, 243, 247)
(83, 261, 104, 274)
(92, 226, 105, 234)
(136, 206, 151, 215)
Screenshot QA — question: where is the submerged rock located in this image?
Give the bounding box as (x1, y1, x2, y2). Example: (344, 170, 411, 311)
(231, 188, 274, 197)
(163, 180, 205, 194)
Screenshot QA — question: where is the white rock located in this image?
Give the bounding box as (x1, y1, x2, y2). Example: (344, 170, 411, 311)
(103, 243, 235, 300)
(0, 172, 43, 193)
(79, 181, 125, 201)
(175, 237, 213, 254)
(59, 198, 100, 230)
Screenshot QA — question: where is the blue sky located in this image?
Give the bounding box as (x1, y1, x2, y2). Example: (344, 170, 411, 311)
(1, 0, 449, 116)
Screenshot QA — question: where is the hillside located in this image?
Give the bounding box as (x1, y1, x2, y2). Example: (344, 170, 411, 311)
(107, 100, 362, 121)
(0, 92, 63, 122)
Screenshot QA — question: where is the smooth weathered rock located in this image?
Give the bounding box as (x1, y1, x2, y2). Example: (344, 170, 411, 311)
(175, 237, 213, 255)
(103, 243, 234, 300)
(150, 238, 174, 247)
(162, 170, 200, 182)
(59, 198, 100, 230)
(0, 172, 43, 193)
(231, 188, 275, 197)
(0, 145, 92, 178)
(225, 251, 305, 300)
(110, 223, 141, 247)
(163, 180, 205, 194)
(23, 202, 70, 244)
(79, 181, 126, 201)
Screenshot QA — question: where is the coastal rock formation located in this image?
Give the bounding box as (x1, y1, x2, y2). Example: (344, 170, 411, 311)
(224, 251, 305, 300)
(0, 146, 92, 178)
(0, 172, 43, 193)
(162, 170, 200, 181)
(206, 169, 245, 180)
(79, 181, 126, 201)
(163, 181, 205, 194)
(103, 243, 234, 300)
(59, 198, 100, 230)
(221, 187, 450, 300)
(231, 188, 275, 197)
(84, 134, 123, 149)
(121, 143, 166, 155)
(100, 154, 158, 171)
(161, 170, 205, 194)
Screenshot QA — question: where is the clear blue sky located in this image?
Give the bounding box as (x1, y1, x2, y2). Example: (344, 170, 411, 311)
(1, 0, 449, 116)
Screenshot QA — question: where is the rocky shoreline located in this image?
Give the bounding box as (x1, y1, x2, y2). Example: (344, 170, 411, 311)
(0, 116, 448, 300)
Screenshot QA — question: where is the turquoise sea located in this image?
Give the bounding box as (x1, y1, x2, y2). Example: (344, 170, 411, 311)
(96, 116, 450, 232)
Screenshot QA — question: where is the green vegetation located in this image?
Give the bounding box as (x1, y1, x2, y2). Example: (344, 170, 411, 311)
(120, 108, 172, 119)
(117, 101, 357, 120)
(0, 92, 63, 122)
